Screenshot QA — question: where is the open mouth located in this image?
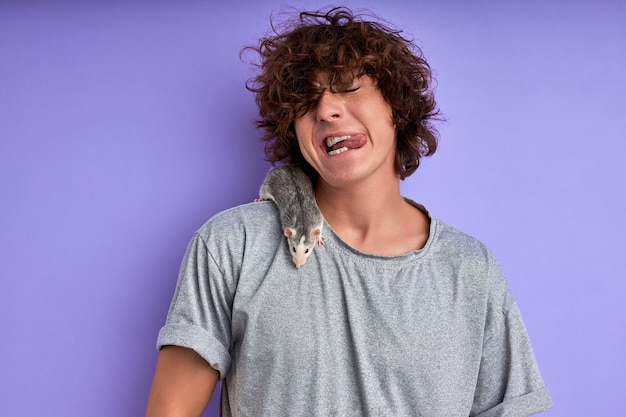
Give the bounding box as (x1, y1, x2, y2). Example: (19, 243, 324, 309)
(325, 135, 366, 155)
(325, 135, 352, 155)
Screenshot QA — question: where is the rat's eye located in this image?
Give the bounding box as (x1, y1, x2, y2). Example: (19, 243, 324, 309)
(292, 247, 296, 253)
(305, 249, 309, 253)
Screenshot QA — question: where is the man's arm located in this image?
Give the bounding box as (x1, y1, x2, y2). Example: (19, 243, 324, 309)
(146, 345, 219, 417)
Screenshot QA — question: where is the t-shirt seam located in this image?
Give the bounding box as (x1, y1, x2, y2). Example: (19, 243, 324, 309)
(195, 231, 236, 303)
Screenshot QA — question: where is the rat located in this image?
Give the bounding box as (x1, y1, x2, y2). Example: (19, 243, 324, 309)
(258, 165, 325, 268)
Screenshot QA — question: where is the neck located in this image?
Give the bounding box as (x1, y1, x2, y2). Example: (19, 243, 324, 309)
(315, 176, 404, 229)
(314, 171, 430, 255)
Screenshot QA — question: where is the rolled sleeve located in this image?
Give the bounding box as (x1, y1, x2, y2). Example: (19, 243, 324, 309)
(156, 232, 235, 379)
(471, 292, 553, 416)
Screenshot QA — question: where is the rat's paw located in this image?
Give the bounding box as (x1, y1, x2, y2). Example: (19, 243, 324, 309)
(316, 235, 325, 246)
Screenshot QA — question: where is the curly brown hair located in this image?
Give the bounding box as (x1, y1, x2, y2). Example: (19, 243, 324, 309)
(245, 6, 440, 179)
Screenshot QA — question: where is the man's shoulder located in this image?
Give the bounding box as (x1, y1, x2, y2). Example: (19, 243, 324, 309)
(431, 217, 499, 265)
(196, 201, 279, 238)
(429, 217, 508, 298)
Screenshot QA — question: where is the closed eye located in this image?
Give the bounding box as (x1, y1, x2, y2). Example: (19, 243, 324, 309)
(329, 85, 360, 94)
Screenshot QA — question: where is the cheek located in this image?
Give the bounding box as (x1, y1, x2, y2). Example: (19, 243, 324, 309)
(294, 116, 312, 137)
(294, 118, 315, 153)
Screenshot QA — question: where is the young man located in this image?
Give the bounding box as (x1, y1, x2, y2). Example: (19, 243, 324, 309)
(146, 7, 553, 417)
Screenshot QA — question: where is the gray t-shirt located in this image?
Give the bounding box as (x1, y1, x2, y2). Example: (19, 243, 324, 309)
(157, 201, 553, 416)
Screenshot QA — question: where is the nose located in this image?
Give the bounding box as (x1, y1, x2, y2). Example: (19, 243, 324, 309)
(315, 90, 342, 122)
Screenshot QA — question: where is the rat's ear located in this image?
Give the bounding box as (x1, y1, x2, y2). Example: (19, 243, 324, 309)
(284, 228, 296, 238)
(311, 228, 325, 246)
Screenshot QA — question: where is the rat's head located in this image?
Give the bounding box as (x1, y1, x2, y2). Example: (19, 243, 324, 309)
(245, 6, 440, 180)
(284, 227, 319, 268)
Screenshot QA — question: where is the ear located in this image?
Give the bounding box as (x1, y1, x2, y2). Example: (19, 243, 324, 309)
(284, 227, 296, 238)
(311, 228, 325, 246)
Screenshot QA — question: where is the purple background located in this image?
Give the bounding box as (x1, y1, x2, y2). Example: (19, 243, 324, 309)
(1, 1, 624, 416)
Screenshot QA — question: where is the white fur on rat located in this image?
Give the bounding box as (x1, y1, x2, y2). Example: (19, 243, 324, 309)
(259, 165, 324, 268)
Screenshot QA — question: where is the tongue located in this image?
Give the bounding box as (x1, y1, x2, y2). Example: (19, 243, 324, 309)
(331, 136, 367, 151)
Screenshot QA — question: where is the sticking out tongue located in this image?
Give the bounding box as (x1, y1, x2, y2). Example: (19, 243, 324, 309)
(330, 136, 367, 151)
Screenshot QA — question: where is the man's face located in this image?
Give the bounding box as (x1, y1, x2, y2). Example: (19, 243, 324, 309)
(294, 75, 397, 190)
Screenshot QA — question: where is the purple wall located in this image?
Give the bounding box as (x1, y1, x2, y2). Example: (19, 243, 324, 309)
(1, 1, 624, 416)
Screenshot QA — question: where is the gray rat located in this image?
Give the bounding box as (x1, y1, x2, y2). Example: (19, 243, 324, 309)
(259, 165, 324, 268)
